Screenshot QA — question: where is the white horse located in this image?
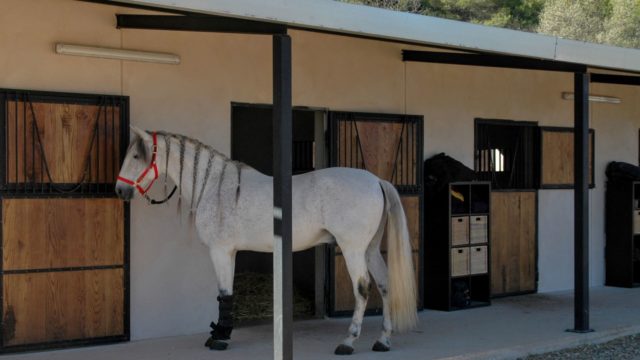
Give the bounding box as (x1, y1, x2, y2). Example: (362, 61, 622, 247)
(115, 127, 417, 354)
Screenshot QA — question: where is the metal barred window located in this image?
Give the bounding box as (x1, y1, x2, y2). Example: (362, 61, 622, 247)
(0, 90, 129, 197)
(474, 119, 539, 190)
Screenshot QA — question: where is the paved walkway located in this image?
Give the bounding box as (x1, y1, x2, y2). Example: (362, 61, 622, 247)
(3, 287, 640, 360)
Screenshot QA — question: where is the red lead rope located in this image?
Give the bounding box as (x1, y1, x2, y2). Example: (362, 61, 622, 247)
(117, 132, 159, 195)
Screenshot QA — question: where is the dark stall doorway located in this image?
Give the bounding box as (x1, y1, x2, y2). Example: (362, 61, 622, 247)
(231, 103, 327, 322)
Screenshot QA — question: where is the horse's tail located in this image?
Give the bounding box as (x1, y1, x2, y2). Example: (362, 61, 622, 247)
(380, 180, 418, 333)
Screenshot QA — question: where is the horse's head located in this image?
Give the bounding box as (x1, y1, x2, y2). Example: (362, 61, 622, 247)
(116, 126, 159, 201)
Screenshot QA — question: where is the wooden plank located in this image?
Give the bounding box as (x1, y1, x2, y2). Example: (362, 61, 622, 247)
(541, 130, 594, 187)
(518, 192, 537, 292)
(3, 199, 124, 270)
(2, 269, 124, 346)
(394, 122, 417, 187)
(6, 101, 120, 184)
(490, 192, 536, 295)
(401, 196, 420, 252)
(353, 121, 403, 182)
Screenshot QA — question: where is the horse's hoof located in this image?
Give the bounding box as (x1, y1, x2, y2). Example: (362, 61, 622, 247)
(372, 341, 390, 352)
(208, 340, 229, 351)
(334, 344, 354, 355)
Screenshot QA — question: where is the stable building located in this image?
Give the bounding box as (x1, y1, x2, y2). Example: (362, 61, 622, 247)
(1, 0, 639, 355)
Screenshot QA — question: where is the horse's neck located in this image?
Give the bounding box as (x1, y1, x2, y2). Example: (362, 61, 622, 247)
(156, 135, 220, 210)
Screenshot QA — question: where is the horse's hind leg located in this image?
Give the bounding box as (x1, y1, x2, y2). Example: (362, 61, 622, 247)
(204, 247, 236, 351)
(364, 201, 392, 351)
(335, 250, 370, 355)
(367, 250, 392, 351)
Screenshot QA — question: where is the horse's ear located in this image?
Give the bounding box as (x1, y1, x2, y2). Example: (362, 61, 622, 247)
(130, 125, 152, 144)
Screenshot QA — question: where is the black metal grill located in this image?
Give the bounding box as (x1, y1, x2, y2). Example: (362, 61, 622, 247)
(331, 112, 422, 194)
(0, 90, 128, 197)
(474, 119, 538, 190)
(292, 140, 314, 174)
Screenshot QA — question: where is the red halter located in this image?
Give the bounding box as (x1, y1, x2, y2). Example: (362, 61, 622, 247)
(117, 132, 159, 195)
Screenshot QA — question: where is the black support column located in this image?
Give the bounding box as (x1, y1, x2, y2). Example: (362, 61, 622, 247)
(571, 72, 593, 333)
(272, 34, 293, 360)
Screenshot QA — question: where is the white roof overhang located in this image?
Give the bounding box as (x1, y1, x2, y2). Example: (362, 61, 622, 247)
(106, 0, 640, 74)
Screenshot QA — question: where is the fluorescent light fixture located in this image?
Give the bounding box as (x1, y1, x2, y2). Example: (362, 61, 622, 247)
(55, 43, 180, 65)
(561, 92, 621, 104)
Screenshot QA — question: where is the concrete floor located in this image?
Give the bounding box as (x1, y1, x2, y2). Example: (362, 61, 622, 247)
(3, 287, 640, 360)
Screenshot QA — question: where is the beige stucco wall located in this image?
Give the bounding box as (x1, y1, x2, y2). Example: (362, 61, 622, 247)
(2, 0, 639, 340)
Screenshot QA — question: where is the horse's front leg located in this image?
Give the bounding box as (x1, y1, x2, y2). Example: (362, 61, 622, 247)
(204, 247, 236, 351)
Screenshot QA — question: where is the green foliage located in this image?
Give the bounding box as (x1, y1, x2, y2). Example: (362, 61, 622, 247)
(537, 0, 612, 44)
(341, 0, 545, 31)
(603, 0, 640, 48)
(340, 0, 640, 48)
(341, 0, 423, 12)
(537, 0, 640, 48)
(423, 0, 545, 31)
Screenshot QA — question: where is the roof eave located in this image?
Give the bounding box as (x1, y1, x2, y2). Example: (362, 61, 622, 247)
(100, 0, 640, 73)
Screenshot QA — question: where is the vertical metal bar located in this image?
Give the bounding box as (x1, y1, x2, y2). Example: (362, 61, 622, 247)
(97, 102, 102, 191)
(102, 103, 107, 187)
(103, 103, 108, 191)
(479, 125, 484, 176)
(349, 119, 353, 167)
(571, 72, 592, 333)
(40, 128, 44, 193)
(340, 120, 344, 166)
(95, 103, 100, 192)
(31, 104, 35, 193)
(408, 121, 412, 185)
(2, 93, 7, 189)
(419, 117, 423, 188)
(336, 118, 347, 166)
(411, 121, 415, 185)
(112, 98, 116, 184)
(353, 121, 358, 168)
(273, 33, 293, 360)
(22, 96, 26, 191)
(14, 94, 18, 186)
(88, 136, 93, 189)
(314, 111, 326, 317)
(403, 120, 407, 185)
(350, 120, 354, 167)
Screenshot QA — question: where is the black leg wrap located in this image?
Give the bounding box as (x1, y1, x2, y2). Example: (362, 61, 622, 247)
(208, 295, 234, 342)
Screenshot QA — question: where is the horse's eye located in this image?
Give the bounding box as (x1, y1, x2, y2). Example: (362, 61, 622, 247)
(133, 154, 139, 159)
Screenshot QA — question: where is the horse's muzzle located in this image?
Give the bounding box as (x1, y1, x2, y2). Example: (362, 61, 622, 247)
(115, 183, 134, 201)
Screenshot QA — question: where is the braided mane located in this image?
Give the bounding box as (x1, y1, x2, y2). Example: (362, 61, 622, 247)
(150, 131, 245, 215)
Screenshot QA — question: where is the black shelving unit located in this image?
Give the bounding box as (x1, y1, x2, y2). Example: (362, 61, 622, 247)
(605, 179, 640, 288)
(424, 181, 491, 311)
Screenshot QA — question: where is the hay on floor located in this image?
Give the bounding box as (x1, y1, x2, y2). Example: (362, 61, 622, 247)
(233, 272, 314, 322)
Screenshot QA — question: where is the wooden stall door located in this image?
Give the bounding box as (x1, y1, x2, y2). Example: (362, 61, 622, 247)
(540, 128, 595, 188)
(329, 112, 423, 314)
(0, 91, 128, 351)
(2, 199, 125, 347)
(490, 191, 537, 296)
